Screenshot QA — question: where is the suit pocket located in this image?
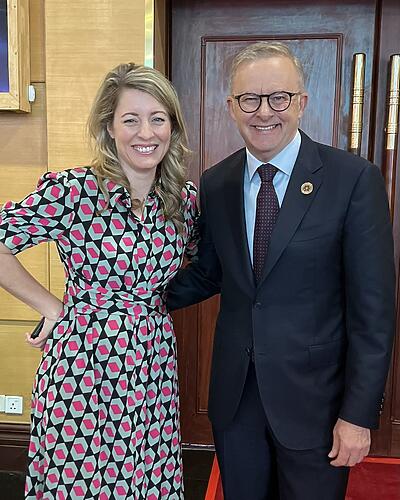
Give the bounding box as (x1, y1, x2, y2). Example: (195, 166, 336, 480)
(308, 338, 346, 368)
(291, 218, 341, 242)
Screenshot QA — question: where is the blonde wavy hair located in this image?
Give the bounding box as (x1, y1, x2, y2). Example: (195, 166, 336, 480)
(87, 63, 190, 232)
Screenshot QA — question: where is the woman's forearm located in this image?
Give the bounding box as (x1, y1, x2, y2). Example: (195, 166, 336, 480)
(0, 244, 63, 319)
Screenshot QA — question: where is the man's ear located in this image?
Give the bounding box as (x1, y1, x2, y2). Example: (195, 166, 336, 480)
(227, 96, 237, 122)
(298, 93, 308, 119)
(107, 122, 114, 139)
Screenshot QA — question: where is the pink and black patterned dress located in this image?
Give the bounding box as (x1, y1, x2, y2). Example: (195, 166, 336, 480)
(0, 167, 198, 500)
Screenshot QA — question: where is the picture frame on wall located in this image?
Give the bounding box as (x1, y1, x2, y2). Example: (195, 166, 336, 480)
(0, 0, 30, 112)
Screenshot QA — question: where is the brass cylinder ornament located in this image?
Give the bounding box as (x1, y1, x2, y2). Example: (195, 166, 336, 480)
(144, 0, 154, 68)
(386, 55, 400, 151)
(349, 53, 366, 155)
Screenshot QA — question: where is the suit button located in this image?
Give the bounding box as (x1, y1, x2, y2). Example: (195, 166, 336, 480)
(379, 393, 385, 415)
(254, 302, 262, 309)
(245, 347, 254, 362)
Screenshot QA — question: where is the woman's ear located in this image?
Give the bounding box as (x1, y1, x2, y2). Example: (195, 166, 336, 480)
(106, 122, 114, 139)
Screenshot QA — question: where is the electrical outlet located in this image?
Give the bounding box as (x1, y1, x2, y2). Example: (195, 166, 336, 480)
(0, 395, 5, 412)
(5, 396, 23, 415)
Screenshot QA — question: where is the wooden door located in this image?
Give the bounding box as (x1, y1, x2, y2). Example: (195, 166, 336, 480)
(169, 0, 400, 455)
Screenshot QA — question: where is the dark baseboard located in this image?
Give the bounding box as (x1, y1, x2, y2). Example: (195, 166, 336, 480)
(0, 423, 29, 472)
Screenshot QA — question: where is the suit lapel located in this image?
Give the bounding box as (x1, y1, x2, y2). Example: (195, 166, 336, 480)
(223, 149, 255, 291)
(259, 132, 324, 286)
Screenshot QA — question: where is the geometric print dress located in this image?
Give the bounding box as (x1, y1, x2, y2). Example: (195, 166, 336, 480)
(0, 167, 198, 500)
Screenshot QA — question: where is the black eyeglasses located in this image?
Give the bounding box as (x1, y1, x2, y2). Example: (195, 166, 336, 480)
(233, 91, 302, 113)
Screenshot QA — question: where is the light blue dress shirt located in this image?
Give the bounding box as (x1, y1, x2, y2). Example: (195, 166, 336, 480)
(244, 130, 301, 263)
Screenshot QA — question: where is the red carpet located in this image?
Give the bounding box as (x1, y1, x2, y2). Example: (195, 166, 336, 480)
(346, 458, 400, 500)
(205, 456, 400, 500)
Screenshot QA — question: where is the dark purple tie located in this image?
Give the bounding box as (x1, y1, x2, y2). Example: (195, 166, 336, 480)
(253, 164, 280, 283)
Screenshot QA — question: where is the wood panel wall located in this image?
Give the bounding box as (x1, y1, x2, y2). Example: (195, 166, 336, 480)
(0, 0, 146, 426)
(0, 0, 47, 424)
(45, 0, 146, 309)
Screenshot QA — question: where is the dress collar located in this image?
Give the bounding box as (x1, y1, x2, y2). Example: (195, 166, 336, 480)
(104, 178, 158, 209)
(104, 179, 132, 209)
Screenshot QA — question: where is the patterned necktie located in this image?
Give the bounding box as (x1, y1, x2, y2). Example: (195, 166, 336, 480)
(253, 164, 280, 283)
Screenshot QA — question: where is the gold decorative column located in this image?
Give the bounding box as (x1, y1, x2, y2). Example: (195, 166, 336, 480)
(383, 54, 400, 216)
(145, 0, 154, 68)
(349, 53, 366, 156)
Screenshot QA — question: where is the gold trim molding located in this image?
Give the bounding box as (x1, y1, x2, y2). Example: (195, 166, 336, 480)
(0, 0, 30, 112)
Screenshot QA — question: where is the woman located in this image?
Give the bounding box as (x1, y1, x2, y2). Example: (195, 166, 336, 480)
(0, 63, 197, 499)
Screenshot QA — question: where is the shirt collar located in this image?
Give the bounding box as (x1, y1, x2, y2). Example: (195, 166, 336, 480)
(104, 178, 158, 209)
(104, 179, 132, 208)
(246, 130, 301, 181)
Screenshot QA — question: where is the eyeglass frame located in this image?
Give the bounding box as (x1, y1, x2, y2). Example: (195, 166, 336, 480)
(232, 91, 303, 113)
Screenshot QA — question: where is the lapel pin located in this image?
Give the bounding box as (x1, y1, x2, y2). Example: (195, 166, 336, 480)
(301, 182, 313, 195)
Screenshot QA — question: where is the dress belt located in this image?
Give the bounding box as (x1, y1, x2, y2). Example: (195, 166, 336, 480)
(66, 287, 167, 318)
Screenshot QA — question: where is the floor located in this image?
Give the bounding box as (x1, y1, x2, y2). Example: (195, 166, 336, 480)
(3, 454, 400, 500)
(183, 449, 215, 500)
(0, 470, 24, 500)
(0, 448, 215, 500)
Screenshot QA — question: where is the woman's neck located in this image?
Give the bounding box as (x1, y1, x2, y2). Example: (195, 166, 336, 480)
(123, 166, 157, 201)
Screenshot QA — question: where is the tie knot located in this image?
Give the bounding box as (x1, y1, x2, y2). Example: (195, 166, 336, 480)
(257, 164, 278, 183)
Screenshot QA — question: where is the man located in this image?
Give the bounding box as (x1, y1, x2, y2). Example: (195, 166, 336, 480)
(168, 42, 395, 499)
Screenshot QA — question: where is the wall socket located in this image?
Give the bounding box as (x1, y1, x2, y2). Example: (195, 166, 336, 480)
(4, 395, 23, 415)
(0, 395, 5, 412)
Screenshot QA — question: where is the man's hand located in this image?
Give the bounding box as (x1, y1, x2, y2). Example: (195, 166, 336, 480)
(328, 418, 371, 467)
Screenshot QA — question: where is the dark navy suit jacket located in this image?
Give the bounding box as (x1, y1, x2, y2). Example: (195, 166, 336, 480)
(168, 131, 395, 450)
